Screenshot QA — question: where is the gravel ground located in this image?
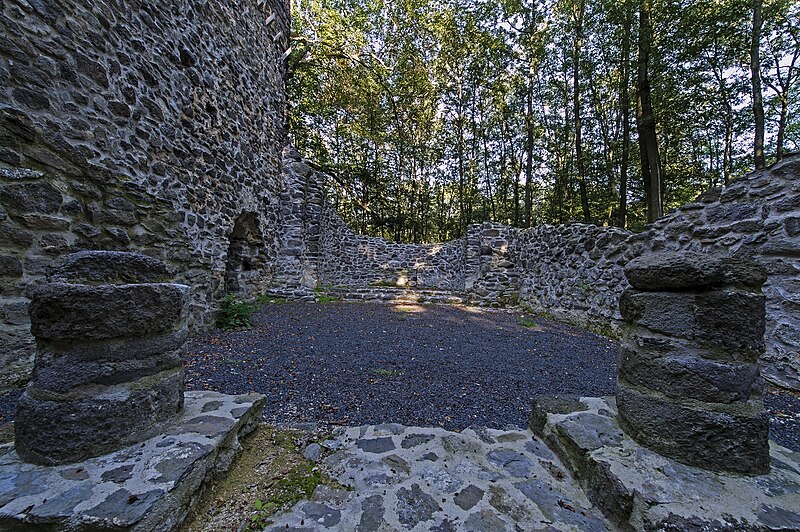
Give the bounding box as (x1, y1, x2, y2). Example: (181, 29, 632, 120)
(185, 302, 618, 431)
(0, 301, 797, 452)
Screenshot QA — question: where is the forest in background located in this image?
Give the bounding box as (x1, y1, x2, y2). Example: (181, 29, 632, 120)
(288, 0, 799, 242)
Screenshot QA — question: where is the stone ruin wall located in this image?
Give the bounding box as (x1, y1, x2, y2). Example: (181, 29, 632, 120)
(0, 0, 290, 388)
(512, 223, 633, 330)
(276, 154, 800, 391)
(319, 210, 468, 291)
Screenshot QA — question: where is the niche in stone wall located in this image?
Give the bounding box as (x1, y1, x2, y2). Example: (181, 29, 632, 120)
(224, 212, 265, 295)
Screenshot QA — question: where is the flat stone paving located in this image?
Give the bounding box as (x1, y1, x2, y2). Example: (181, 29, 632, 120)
(268, 424, 610, 531)
(0, 391, 264, 531)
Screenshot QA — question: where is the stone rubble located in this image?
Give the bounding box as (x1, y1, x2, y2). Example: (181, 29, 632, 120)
(267, 424, 610, 531)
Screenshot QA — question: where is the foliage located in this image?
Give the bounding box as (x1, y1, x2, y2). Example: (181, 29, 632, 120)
(257, 295, 288, 304)
(372, 368, 404, 377)
(290, 0, 799, 241)
(216, 294, 258, 330)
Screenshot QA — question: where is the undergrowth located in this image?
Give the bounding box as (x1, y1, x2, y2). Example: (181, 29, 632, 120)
(216, 294, 258, 330)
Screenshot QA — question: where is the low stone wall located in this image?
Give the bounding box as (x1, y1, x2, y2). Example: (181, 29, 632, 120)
(319, 209, 467, 291)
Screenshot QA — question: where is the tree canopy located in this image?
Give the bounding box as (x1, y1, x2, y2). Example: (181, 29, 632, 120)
(289, 0, 799, 242)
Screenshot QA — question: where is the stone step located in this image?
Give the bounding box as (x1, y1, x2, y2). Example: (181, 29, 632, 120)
(326, 287, 469, 305)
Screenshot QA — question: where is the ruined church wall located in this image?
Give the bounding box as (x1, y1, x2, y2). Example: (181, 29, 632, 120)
(513, 156, 800, 390)
(318, 207, 468, 291)
(512, 223, 634, 332)
(274, 152, 799, 390)
(0, 0, 289, 388)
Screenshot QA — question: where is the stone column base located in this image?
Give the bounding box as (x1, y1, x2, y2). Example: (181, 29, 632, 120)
(0, 391, 265, 531)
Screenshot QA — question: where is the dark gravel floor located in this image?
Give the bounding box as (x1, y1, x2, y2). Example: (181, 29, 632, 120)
(185, 302, 619, 431)
(0, 301, 798, 452)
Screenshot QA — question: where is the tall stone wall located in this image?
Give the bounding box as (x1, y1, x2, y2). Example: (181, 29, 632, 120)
(0, 0, 289, 388)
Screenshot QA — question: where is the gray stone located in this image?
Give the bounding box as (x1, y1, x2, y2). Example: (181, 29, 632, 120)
(616, 382, 769, 475)
(383, 454, 410, 474)
(396, 483, 440, 529)
(454, 484, 484, 511)
(624, 251, 767, 291)
(486, 449, 533, 478)
(553, 412, 623, 452)
(14, 368, 185, 465)
(618, 343, 761, 403)
(302, 502, 341, 527)
(529, 396, 587, 434)
(401, 433, 435, 449)
(29, 282, 189, 341)
(49, 250, 174, 284)
(464, 509, 508, 531)
(0, 182, 62, 215)
(304, 443, 322, 462)
(619, 289, 766, 357)
(0, 255, 22, 277)
(357, 494, 384, 531)
(356, 437, 396, 454)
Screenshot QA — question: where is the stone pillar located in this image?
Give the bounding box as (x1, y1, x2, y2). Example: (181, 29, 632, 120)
(15, 251, 188, 465)
(616, 251, 770, 475)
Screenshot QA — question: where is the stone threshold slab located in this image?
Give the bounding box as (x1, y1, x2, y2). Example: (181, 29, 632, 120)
(0, 390, 265, 531)
(530, 395, 800, 531)
(268, 423, 611, 531)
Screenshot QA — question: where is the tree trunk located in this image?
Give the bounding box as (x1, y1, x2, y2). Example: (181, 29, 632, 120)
(619, 0, 632, 228)
(524, 80, 534, 227)
(573, 0, 591, 223)
(636, 0, 663, 223)
(751, 0, 766, 169)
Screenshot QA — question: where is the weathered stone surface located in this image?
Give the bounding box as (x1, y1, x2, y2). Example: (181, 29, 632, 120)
(529, 395, 588, 433)
(29, 344, 184, 394)
(0, 0, 289, 385)
(534, 396, 800, 531)
(271, 424, 608, 530)
(14, 368, 185, 465)
(0, 391, 265, 531)
(616, 382, 770, 475)
(625, 251, 767, 291)
(620, 288, 766, 355)
(0, 182, 62, 215)
(49, 250, 174, 284)
(618, 341, 761, 403)
(29, 282, 189, 341)
(454, 484, 484, 511)
(396, 483, 440, 528)
(0, 254, 22, 277)
(356, 437, 396, 454)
